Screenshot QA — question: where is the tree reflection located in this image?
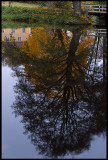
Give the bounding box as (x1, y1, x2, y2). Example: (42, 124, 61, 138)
(2, 26, 106, 158)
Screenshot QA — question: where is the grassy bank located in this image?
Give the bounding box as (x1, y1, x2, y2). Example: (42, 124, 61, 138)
(2, 1, 91, 26)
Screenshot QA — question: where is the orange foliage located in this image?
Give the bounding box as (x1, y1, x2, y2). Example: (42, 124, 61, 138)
(81, 1, 93, 5)
(81, 1, 94, 11)
(20, 27, 53, 59)
(77, 35, 95, 54)
(20, 27, 95, 99)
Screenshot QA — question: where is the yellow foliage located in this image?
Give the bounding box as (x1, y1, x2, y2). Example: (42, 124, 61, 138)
(20, 27, 95, 100)
(81, 1, 93, 5)
(81, 1, 93, 11)
(76, 35, 95, 55)
(20, 27, 53, 58)
(67, 1, 73, 9)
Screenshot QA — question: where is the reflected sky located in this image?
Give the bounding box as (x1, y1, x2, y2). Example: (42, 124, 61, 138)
(2, 65, 106, 159)
(2, 25, 107, 159)
(2, 66, 43, 159)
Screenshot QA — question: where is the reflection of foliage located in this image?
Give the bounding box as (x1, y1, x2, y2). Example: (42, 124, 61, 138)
(20, 27, 95, 100)
(2, 26, 106, 158)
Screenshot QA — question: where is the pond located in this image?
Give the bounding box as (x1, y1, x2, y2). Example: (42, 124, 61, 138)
(2, 24, 107, 159)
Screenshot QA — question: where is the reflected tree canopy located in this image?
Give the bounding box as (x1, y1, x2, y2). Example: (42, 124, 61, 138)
(2, 26, 107, 158)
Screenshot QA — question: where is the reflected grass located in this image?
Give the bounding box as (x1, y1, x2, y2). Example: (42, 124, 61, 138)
(2, 20, 93, 33)
(2, 20, 38, 29)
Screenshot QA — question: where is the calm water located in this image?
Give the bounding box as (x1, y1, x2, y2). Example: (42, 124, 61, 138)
(2, 24, 107, 159)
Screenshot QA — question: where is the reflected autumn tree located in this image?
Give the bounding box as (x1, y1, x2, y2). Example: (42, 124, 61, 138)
(2, 26, 106, 158)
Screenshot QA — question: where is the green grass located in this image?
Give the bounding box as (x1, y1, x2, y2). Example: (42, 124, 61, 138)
(2, 1, 90, 25)
(2, 1, 40, 9)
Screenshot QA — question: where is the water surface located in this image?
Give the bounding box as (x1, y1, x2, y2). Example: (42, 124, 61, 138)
(2, 24, 107, 159)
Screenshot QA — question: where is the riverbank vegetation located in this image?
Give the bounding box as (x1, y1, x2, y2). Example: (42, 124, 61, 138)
(2, 1, 93, 26)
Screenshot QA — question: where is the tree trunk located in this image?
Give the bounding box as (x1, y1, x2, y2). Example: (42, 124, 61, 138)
(73, 1, 81, 16)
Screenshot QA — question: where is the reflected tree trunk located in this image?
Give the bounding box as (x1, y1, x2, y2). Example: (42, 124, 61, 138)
(55, 28, 81, 119)
(64, 30, 81, 101)
(103, 35, 107, 84)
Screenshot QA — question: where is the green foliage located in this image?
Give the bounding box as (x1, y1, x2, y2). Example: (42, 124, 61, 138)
(2, 1, 92, 25)
(18, 1, 69, 9)
(93, 1, 107, 5)
(2, 5, 82, 25)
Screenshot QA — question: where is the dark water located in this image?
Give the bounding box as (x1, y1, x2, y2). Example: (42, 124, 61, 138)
(2, 24, 107, 159)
